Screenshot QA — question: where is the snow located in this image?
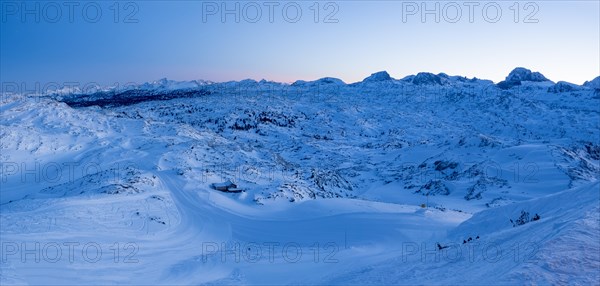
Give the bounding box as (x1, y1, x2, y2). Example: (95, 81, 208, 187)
(505, 67, 552, 83)
(1, 69, 599, 284)
(584, 76, 600, 89)
(497, 67, 555, 90)
(548, 81, 583, 93)
(362, 71, 393, 82)
(410, 72, 444, 85)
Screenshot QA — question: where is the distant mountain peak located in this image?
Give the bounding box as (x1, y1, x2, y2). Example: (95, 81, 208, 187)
(363, 71, 393, 82)
(506, 67, 550, 82)
(317, 77, 346, 85)
(496, 67, 552, 89)
(583, 76, 600, 90)
(412, 72, 443, 85)
(291, 77, 345, 86)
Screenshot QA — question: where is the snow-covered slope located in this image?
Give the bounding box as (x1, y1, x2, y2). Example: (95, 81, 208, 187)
(1, 68, 598, 284)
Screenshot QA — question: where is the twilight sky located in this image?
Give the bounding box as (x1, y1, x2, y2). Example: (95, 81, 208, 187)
(1, 1, 598, 89)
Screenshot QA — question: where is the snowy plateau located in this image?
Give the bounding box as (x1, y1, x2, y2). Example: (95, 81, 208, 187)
(1, 68, 599, 285)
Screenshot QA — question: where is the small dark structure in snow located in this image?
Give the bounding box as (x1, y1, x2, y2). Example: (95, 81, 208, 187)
(510, 210, 541, 227)
(210, 180, 244, 193)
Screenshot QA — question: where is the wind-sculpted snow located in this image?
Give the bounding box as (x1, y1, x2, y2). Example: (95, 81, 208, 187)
(1, 69, 599, 284)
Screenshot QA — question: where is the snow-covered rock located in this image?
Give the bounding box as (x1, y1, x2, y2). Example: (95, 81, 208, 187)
(362, 71, 393, 82)
(292, 77, 346, 86)
(583, 76, 600, 89)
(497, 67, 552, 89)
(548, 81, 582, 93)
(411, 72, 444, 85)
(506, 67, 551, 82)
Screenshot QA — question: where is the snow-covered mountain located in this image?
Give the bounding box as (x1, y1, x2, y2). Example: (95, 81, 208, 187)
(1, 68, 598, 284)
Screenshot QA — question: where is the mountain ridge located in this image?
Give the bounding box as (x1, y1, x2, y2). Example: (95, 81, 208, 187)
(8, 68, 597, 98)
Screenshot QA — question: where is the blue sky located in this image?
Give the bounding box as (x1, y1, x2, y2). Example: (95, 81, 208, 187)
(1, 1, 598, 88)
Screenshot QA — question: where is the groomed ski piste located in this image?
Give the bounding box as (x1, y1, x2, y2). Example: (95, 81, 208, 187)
(1, 68, 599, 284)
